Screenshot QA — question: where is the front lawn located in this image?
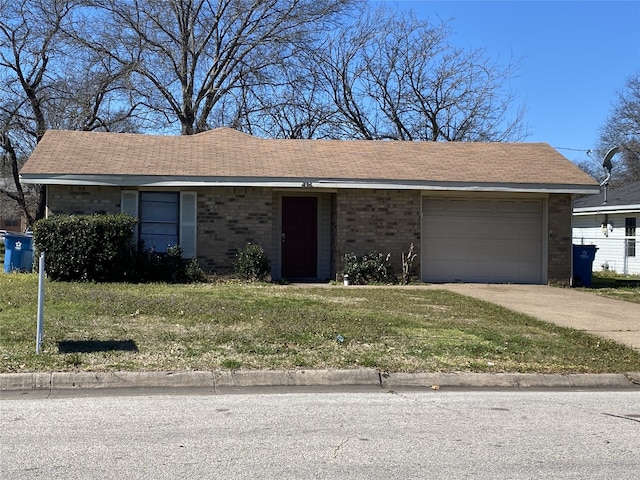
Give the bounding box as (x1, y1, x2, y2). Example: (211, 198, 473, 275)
(589, 271, 640, 304)
(1, 274, 639, 374)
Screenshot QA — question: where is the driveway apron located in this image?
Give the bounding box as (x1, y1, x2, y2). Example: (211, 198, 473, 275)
(434, 284, 640, 352)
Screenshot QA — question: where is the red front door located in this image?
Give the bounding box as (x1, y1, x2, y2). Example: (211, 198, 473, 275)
(281, 197, 317, 278)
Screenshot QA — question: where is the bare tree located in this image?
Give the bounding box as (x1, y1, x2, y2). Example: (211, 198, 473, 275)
(226, 56, 342, 139)
(87, 0, 356, 135)
(303, 8, 527, 141)
(597, 72, 640, 186)
(0, 0, 76, 224)
(0, 0, 142, 224)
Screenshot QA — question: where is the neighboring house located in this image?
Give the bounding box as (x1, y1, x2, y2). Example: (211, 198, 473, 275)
(573, 181, 640, 275)
(20, 128, 599, 284)
(0, 177, 28, 233)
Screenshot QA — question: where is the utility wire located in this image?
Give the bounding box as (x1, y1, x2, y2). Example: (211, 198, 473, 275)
(552, 146, 593, 154)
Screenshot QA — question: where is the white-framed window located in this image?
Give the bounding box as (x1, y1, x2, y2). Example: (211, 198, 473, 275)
(121, 190, 197, 258)
(140, 192, 179, 253)
(626, 217, 636, 258)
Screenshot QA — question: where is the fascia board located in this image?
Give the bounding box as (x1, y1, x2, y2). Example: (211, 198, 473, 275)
(20, 174, 306, 187)
(20, 173, 600, 194)
(573, 205, 640, 215)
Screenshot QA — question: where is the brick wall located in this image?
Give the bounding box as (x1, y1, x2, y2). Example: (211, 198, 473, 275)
(46, 185, 121, 215)
(547, 194, 572, 284)
(335, 189, 422, 276)
(197, 187, 273, 272)
(45, 185, 275, 274)
(45, 185, 570, 283)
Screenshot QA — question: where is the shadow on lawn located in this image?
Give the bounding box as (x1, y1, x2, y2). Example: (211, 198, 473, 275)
(591, 277, 640, 289)
(57, 340, 139, 354)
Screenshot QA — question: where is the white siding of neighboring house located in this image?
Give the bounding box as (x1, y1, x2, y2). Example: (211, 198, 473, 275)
(572, 212, 640, 275)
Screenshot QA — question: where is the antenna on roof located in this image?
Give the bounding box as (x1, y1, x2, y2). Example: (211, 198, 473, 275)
(600, 146, 619, 205)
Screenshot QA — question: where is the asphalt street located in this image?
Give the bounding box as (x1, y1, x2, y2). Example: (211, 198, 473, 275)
(2, 388, 639, 479)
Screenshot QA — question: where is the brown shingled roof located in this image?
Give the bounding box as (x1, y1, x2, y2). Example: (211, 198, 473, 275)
(20, 128, 598, 190)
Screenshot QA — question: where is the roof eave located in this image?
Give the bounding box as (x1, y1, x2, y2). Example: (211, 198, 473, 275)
(318, 179, 599, 194)
(573, 205, 640, 215)
(20, 173, 600, 194)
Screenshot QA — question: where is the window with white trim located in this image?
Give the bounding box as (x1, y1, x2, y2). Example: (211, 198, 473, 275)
(626, 217, 636, 258)
(121, 190, 197, 258)
(140, 192, 179, 253)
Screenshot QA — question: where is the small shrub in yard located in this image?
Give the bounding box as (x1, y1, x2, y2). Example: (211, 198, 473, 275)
(235, 243, 270, 281)
(400, 243, 418, 285)
(342, 251, 395, 284)
(133, 245, 206, 283)
(184, 258, 207, 283)
(140, 244, 185, 283)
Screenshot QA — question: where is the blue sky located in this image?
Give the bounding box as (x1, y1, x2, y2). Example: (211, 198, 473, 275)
(375, 0, 640, 168)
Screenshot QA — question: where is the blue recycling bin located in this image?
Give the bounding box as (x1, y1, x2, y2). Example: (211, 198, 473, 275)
(3, 232, 34, 273)
(572, 245, 598, 287)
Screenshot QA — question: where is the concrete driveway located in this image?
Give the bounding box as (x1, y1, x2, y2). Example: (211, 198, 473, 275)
(435, 284, 640, 352)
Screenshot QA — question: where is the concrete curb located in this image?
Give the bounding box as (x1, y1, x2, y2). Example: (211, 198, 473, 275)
(380, 372, 640, 389)
(2, 370, 639, 392)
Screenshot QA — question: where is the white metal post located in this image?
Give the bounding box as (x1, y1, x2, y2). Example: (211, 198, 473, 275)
(36, 252, 45, 354)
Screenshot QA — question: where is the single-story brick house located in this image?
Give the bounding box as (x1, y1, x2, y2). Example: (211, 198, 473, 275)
(573, 181, 639, 275)
(20, 128, 599, 283)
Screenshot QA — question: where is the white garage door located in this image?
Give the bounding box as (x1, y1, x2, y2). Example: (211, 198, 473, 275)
(422, 197, 544, 283)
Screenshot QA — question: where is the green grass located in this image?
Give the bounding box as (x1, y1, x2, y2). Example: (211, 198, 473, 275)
(589, 271, 640, 304)
(1, 273, 639, 374)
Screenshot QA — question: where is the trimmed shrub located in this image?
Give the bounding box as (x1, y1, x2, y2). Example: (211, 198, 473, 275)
(33, 215, 207, 283)
(33, 214, 138, 282)
(234, 243, 270, 281)
(342, 251, 395, 285)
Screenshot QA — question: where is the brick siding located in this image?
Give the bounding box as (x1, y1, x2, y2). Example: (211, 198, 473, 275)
(547, 194, 572, 284)
(196, 187, 273, 272)
(46, 185, 121, 215)
(335, 189, 422, 277)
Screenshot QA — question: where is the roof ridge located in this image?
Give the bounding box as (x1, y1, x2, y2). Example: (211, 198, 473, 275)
(42, 128, 556, 148)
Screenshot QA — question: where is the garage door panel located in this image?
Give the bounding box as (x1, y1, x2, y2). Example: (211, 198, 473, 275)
(425, 258, 542, 283)
(496, 200, 518, 213)
(471, 200, 493, 213)
(422, 197, 544, 284)
(426, 238, 538, 261)
(427, 219, 541, 241)
(426, 259, 541, 283)
(522, 200, 543, 213)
